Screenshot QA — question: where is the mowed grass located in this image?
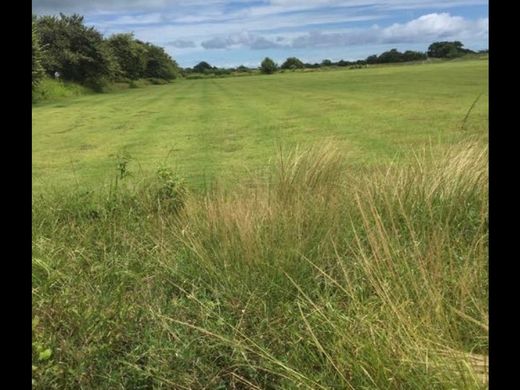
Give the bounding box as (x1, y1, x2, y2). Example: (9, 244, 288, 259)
(32, 59, 487, 192)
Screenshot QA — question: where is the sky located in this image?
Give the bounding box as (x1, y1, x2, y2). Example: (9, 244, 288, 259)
(32, 1, 488, 68)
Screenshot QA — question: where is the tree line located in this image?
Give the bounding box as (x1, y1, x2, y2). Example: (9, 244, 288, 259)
(32, 13, 180, 91)
(182, 41, 483, 77)
(258, 41, 482, 74)
(33, 14, 485, 87)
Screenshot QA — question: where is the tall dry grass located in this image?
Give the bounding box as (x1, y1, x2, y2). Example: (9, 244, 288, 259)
(32, 140, 488, 388)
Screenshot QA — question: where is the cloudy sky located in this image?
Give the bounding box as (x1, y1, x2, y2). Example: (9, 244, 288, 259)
(32, 1, 488, 68)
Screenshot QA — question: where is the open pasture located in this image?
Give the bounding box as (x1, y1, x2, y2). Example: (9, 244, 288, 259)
(32, 59, 488, 191)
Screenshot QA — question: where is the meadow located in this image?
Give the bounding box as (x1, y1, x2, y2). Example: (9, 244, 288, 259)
(32, 59, 488, 389)
(32, 59, 487, 192)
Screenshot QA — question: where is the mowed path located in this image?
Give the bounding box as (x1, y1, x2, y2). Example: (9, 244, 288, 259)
(32, 60, 488, 191)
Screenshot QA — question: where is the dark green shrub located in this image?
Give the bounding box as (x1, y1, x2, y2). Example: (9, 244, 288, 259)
(281, 57, 304, 70)
(260, 57, 277, 74)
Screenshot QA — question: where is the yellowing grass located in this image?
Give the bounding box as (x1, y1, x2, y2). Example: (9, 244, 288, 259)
(32, 139, 488, 387)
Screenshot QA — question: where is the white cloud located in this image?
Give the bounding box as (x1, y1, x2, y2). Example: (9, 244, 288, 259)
(118, 10, 387, 45)
(269, 0, 485, 8)
(168, 39, 197, 48)
(381, 12, 487, 42)
(167, 11, 487, 53)
(103, 13, 164, 25)
(33, 1, 230, 14)
(289, 13, 488, 48)
(201, 32, 283, 50)
(144, 12, 487, 53)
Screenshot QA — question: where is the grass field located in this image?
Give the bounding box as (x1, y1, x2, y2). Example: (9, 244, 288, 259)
(32, 59, 487, 192)
(32, 60, 488, 388)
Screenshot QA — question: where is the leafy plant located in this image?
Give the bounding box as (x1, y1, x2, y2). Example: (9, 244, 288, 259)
(153, 165, 187, 212)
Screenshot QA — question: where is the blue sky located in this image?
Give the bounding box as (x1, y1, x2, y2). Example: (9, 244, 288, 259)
(33, 1, 488, 68)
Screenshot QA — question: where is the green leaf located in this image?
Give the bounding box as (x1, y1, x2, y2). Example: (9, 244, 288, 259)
(38, 348, 52, 361)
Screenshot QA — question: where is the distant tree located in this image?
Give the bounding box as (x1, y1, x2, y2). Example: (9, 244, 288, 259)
(377, 48, 404, 63)
(179, 68, 193, 77)
(236, 65, 250, 72)
(366, 50, 425, 64)
(337, 60, 350, 67)
(427, 41, 474, 58)
(402, 50, 427, 62)
(193, 61, 213, 73)
(32, 18, 45, 89)
(260, 57, 277, 74)
(366, 55, 378, 64)
(213, 68, 232, 76)
(321, 59, 332, 66)
(281, 57, 304, 70)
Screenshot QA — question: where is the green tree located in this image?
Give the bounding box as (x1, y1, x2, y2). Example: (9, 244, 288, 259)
(193, 61, 213, 73)
(321, 59, 332, 66)
(32, 18, 45, 89)
(236, 65, 250, 72)
(377, 48, 404, 63)
(402, 50, 427, 62)
(143, 43, 179, 80)
(260, 57, 277, 74)
(281, 57, 304, 70)
(35, 13, 119, 86)
(427, 41, 473, 58)
(107, 33, 148, 80)
(366, 55, 378, 64)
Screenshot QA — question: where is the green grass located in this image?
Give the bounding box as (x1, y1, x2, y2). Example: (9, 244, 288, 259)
(32, 59, 488, 388)
(32, 77, 174, 104)
(33, 142, 488, 388)
(32, 78, 95, 103)
(32, 60, 487, 192)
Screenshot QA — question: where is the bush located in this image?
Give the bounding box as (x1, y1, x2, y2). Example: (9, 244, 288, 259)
(147, 78, 169, 85)
(281, 57, 304, 70)
(149, 166, 187, 212)
(32, 77, 93, 103)
(128, 79, 151, 89)
(260, 57, 277, 74)
(185, 74, 205, 80)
